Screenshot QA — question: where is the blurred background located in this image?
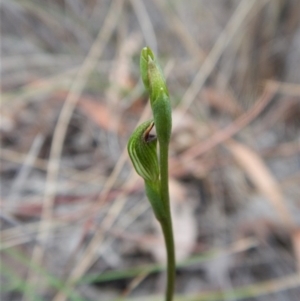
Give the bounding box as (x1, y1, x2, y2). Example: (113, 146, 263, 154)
(1, 0, 300, 300)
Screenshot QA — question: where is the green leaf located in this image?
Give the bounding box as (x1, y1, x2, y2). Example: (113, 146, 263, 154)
(127, 120, 159, 183)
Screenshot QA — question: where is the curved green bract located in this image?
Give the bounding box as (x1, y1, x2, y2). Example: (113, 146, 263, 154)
(127, 120, 159, 183)
(145, 181, 166, 222)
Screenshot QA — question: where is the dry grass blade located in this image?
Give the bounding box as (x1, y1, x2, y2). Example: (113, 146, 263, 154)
(121, 273, 148, 297)
(179, 84, 276, 165)
(292, 229, 300, 272)
(226, 139, 295, 229)
(268, 80, 300, 97)
(8, 134, 44, 201)
(130, 0, 157, 52)
(202, 88, 242, 116)
(153, 0, 206, 61)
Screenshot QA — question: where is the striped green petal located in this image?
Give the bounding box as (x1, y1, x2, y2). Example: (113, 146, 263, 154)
(127, 120, 159, 183)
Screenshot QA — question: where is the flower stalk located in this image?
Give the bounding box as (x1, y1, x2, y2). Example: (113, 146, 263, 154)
(127, 47, 175, 301)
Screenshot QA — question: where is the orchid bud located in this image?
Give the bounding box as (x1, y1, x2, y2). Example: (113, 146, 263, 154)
(140, 47, 169, 100)
(140, 47, 155, 91)
(140, 47, 172, 146)
(147, 55, 169, 103)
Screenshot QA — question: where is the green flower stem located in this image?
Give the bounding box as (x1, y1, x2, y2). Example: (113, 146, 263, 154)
(160, 219, 175, 301)
(159, 142, 175, 301)
(128, 47, 175, 301)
